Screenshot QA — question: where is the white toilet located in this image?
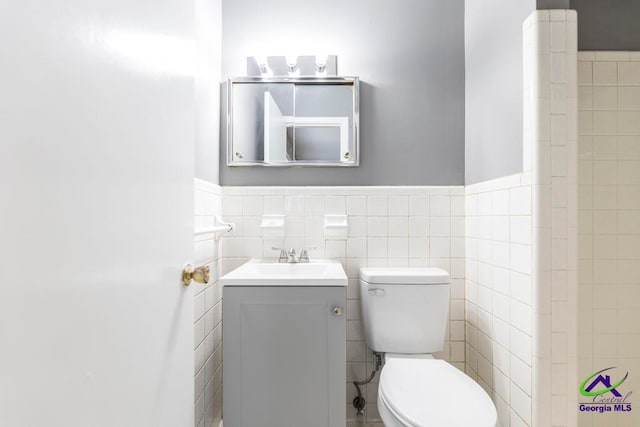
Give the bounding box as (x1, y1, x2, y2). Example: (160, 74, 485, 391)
(360, 267, 497, 427)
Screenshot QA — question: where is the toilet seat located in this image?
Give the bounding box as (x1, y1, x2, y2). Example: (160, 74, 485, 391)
(378, 354, 497, 427)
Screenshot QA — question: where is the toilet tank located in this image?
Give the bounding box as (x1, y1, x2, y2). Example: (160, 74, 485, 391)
(359, 267, 450, 354)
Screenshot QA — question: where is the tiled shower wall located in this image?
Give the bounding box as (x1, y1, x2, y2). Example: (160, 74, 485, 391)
(219, 186, 465, 425)
(465, 174, 534, 427)
(193, 179, 223, 427)
(578, 51, 640, 427)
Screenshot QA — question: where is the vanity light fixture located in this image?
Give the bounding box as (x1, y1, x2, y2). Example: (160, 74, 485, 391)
(245, 55, 337, 77)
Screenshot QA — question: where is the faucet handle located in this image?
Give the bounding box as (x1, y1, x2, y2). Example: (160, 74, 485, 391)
(271, 247, 288, 263)
(298, 246, 317, 263)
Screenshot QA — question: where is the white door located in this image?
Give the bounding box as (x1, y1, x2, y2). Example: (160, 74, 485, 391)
(0, 1, 195, 426)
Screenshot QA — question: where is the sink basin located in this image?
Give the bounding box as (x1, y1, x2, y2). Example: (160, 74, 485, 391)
(220, 259, 347, 287)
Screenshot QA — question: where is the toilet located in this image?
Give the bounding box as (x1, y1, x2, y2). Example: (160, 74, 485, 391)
(359, 267, 497, 427)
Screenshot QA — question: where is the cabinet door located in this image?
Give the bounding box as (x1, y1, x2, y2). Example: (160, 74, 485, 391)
(224, 286, 346, 427)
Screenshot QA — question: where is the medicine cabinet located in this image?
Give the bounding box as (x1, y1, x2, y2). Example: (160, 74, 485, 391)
(227, 77, 359, 167)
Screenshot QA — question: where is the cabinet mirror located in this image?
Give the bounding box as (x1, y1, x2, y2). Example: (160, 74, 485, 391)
(227, 77, 359, 167)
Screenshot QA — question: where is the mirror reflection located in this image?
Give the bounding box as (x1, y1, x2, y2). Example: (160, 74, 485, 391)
(228, 78, 359, 166)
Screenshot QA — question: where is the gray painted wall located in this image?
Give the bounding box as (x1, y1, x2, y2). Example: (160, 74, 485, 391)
(194, 0, 221, 184)
(537, 0, 569, 9)
(571, 0, 640, 50)
(220, 0, 465, 186)
(464, 0, 536, 185)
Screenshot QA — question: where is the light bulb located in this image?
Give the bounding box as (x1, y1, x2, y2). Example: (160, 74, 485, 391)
(254, 55, 269, 74)
(315, 54, 329, 73)
(285, 55, 298, 74)
(285, 55, 298, 67)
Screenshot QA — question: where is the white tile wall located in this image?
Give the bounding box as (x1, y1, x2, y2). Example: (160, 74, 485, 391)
(466, 11, 578, 427)
(578, 52, 640, 427)
(220, 186, 464, 425)
(465, 174, 534, 427)
(525, 11, 580, 426)
(523, 10, 578, 427)
(193, 179, 223, 427)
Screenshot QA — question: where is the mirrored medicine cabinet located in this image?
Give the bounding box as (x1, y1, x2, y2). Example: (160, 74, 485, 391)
(227, 77, 359, 167)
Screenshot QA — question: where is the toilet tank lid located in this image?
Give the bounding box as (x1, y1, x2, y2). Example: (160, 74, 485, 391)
(359, 267, 449, 284)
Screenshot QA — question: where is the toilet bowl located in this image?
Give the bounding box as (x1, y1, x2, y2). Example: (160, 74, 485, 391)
(377, 354, 496, 427)
(359, 267, 497, 427)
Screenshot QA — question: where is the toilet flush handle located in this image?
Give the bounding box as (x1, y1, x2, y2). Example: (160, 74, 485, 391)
(368, 288, 385, 296)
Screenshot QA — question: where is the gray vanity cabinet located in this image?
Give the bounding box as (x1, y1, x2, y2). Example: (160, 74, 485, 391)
(223, 285, 346, 427)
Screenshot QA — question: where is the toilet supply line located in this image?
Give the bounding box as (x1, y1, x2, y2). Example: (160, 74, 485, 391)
(352, 352, 384, 417)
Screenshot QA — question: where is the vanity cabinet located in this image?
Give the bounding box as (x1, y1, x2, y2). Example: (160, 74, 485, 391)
(223, 285, 346, 427)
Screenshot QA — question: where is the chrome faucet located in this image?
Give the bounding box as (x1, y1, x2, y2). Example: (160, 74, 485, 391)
(272, 247, 298, 263)
(272, 247, 314, 263)
(286, 248, 298, 263)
